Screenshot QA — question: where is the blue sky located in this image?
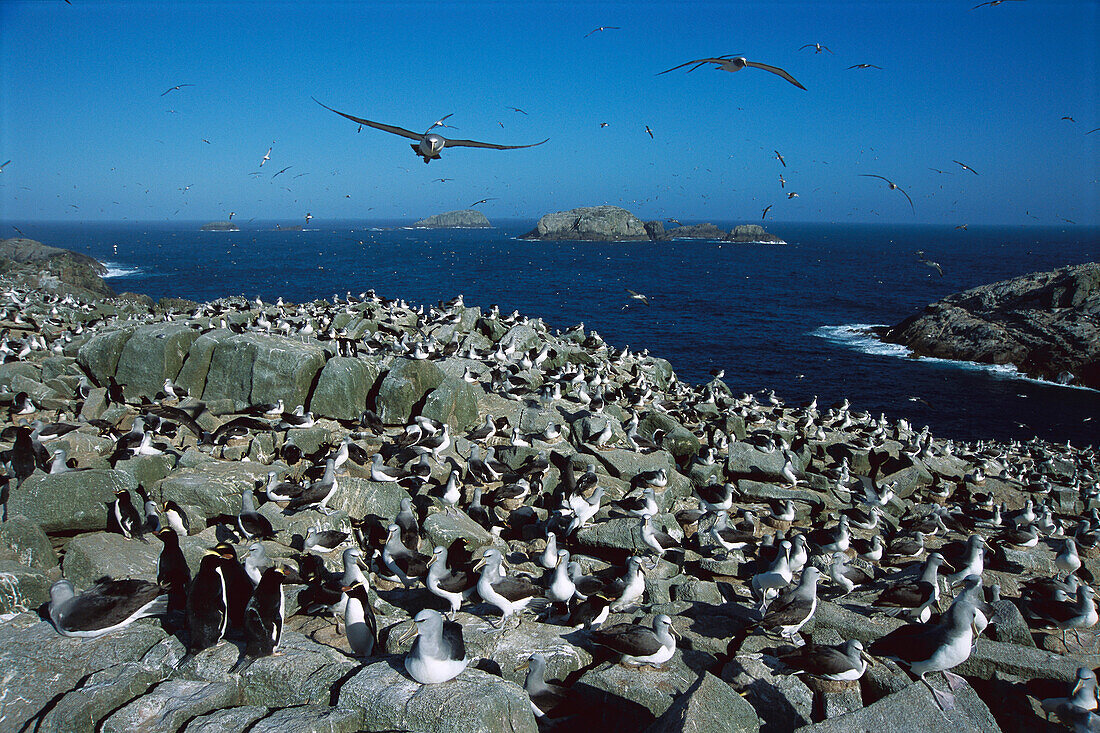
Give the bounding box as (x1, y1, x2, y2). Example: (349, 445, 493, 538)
(0, 0, 1097, 225)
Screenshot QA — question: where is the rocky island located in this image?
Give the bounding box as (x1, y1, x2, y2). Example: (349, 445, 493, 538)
(878, 262, 1100, 389)
(413, 209, 492, 228)
(522, 206, 785, 244)
(0, 237, 114, 299)
(0, 239, 1094, 733)
(200, 222, 239, 232)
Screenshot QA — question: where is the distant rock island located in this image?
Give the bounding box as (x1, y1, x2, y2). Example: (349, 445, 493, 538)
(413, 209, 491, 228)
(0, 237, 114, 299)
(521, 206, 785, 243)
(878, 262, 1100, 389)
(200, 221, 238, 231)
(521, 205, 649, 241)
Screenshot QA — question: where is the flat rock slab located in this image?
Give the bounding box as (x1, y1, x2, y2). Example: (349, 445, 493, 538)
(0, 615, 167, 732)
(182, 705, 269, 733)
(238, 631, 358, 707)
(798, 677, 1001, 733)
(36, 661, 171, 733)
(249, 705, 364, 733)
(646, 671, 762, 733)
(337, 658, 537, 733)
(156, 460, 273, 517)
(62, 531, 164, 587)
(100, 678, 243, 733)
(573, 656, 698, 731)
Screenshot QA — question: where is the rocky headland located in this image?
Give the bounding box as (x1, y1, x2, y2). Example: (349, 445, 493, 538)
(413, 209, 492, 228)
(200, 222, 239, 232)
(0, 239, 1095, 732)
(0, 237, 114, 299)
(522, 206, 785, 244)
(878, 262, 1100, 389)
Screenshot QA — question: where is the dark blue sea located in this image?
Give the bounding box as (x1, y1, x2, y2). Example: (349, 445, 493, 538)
(11, 219, 1100, 446)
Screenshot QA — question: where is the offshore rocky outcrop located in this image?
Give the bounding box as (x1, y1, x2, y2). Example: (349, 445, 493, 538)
(0, 237, 114, 299)
(200, 221, 239, 231)
(413, 209, 492, 228)
(879, 262, 1100, 389)
(521, 207, 784, 243)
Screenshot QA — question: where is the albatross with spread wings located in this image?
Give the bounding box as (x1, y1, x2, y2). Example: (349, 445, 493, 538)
(657, 55, 806, 90)
(314, 98, 548, 164)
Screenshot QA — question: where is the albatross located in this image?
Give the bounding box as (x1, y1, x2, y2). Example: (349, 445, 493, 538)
(314, 98, 549, 164)
(657, 55, 807, 90)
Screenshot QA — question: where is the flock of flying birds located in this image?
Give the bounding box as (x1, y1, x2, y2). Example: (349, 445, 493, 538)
(7, 2, 1097, 226)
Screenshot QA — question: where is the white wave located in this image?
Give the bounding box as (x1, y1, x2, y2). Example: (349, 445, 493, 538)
(811, 323, 1097, 391)
(100, 262, 143, 278)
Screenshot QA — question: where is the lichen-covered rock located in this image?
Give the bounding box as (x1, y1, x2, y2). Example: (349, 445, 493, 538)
(727, 224, 786, 244)
(37, 661, 171, 733)
(100, 678, 244, 733)
(8, 469, 138, 533)
(646, 672, 761, 733)
(0, 513, 59, 569)
(156, 461, 273, 518)
(309, 356, 381, 421)
(521, 205, 650, 241)
(62, 532, 164, 588)
(113, 322, 200, 399)
(77, 328, 136, 385)
(239, 631, 358, 707)
(0, 560, 54, 614)
(421, 377, 483, 432)
(375, 358, 444, 425)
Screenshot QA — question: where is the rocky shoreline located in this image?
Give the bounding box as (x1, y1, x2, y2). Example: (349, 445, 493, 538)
(0, 240, 1096, 732)
(879, 262, 1100, 390)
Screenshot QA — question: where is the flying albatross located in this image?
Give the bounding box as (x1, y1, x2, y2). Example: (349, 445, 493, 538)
(313, 98, 549, 164)
(657, 55, 806, 90)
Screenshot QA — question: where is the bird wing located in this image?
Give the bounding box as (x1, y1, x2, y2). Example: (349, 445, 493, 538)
(953, 160, 979, 175)
(313, 98, 423, 141)
(860, 174, 892, 184)
(443, 137, 549, 150)
(656, 57, 733, 75)
(592, 624, 664, 655)
(441, 619, 467, 659)
(898, 187, 915, 211)
(744, 61, 807, 90)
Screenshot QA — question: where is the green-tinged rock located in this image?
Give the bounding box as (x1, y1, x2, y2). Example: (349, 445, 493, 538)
(325, 475, 411, 522)
(175, 330, 223, 399)
(113, 322, 200, 399)
(421, 377, 483, 432)
(0, 513, 58, 569)
(116, 453, 178, 487)
(309, 355, 381, 421)
(8, 469, 137, 533)
(573, 656, 697, 731)
(76, 327, 135, 385)
(375, 357, 444, 425)
(0, 361, 41, 388)
(423, 509, 494, 550)
(639, 412, 700, 461)
(62, 532, 163, 587)
(337, 660, 538, 733)
(156, 461, 273, 518)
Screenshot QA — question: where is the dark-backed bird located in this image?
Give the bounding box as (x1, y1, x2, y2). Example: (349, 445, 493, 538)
(658, 55, 806, 90)
(232, 566, 290, 671)
(160, 83, 194, 96)
(860, 174, 914, 211)
(49, 578, 166, 638)
(591, 614, 678, 668)
(343, 580, 378, 657)
(314, 98, 548, 164)
(779, 639, 873, 681)
(518, 653, 569, 717)
(401, 609, 468, 683)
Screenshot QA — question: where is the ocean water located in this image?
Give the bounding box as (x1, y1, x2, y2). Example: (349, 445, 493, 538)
(12, 219, 1100, 446)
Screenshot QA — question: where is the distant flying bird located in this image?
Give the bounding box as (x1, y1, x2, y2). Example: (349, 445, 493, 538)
(228, 212, 235, 220)
(762, 204, 773, 220)
(859, 174, 914, 211)
(972, 0, 1025, 8)
(1062, 116, 1075, 122)
(313, 98, 548, 164)
(305, 213, 313, 223)
(470, 198, 497, 206)
(847, 64, 882, 70)
(779, 174, 786, 188)
(666, 218, 682, 225)
(915, 250, 944, 276)
(625, 289, 650, 306)
(433, 178, 453, 183)
(12, 226, 25, 236)
(260, 145, 272, 167)
(600, 122, 609, 128)
(955, 224, 967, 230)
(645, 125, 654, 138)
(160, 84, 194, 96)
(272, 166, 291, 179)
(928, 168, 951, 174)
(584, 26, 620, 38)
(787, 192, 799, 199)
(658, 55, 806, 90)
(0, 160, 10, 172)
(953, 160, 979, 175)
(1087, 128, 1100, 135)
(507, 107, 528, 115)
(201, 138, 212, 144)
(775, 150, 786, 167)
(799, 43, 832, 54)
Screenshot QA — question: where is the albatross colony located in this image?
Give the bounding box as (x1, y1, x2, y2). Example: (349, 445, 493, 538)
(0, 279, 1096, 732)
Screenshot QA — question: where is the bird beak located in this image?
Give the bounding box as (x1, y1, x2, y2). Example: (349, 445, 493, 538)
(861, 650, 876, 667)
(515, 660, 530, 672)
(280, 567, 303, 584)
(397, 622, 417, 644)
(473, 556, 487, 572)
(670, 625, 681, 641)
